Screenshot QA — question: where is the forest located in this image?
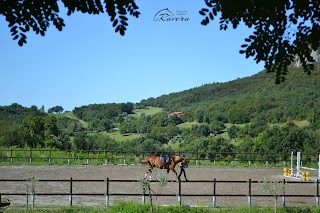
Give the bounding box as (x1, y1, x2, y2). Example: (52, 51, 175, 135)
(1, 64, 320, 159)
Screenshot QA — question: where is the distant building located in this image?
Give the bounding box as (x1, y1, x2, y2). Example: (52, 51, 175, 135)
(168, 112, 184, 117)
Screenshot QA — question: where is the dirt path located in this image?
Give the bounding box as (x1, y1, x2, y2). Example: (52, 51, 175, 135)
(0, 165, 318, 207)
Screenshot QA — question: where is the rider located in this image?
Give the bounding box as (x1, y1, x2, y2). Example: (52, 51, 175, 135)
(177, 154, 188, 181)
(160, 152, 170, 164)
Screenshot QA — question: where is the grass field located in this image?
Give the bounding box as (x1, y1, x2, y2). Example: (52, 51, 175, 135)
(177, 121, 200, 128)
(132, 106, 163, 117)
(3, 203, 319, 213)
(50, 111, 89, 128)
(104, 131, 140, 141)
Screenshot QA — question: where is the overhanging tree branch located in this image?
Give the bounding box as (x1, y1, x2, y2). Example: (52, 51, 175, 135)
(200, 0, 320, 83)
(0, 0, 140, 46)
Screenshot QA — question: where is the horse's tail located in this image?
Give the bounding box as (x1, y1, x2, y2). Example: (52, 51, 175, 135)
(135, 157, 149, 165)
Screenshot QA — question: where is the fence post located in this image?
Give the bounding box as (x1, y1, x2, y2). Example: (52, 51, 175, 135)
(31, 191, 35, 209)
(69, 177, 72, 206)
(213, 178, 217, 207)
(142, 188, 146, 204)
(196, 152, 199, 166)
(68, 151, 71, 164)
(105, 178, 109, 207)
(248, 179, 252, 206)
(29, 149, 32, 164)
(282, 179, 286, 207)
(87, 152, 89, 165)
(178, 179, 181, 206)
(49, 149, 52, 164)
(10, 149, 13, 163)
(317, 179, 319, 206)
(104, 151, 107, 164)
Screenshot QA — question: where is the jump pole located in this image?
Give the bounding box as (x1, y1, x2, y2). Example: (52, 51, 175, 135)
(318, 154, 320, 180)
(285, 151, 301, 179)
(297, 152, 301, 177)
(290, 151, 294, 177)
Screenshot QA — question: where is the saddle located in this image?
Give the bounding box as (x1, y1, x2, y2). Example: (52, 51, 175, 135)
(160, 155, 170, 164)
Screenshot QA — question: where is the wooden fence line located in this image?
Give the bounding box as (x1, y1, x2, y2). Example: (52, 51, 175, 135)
(1, 178, 320, 208)
(3, 149, 318, 166)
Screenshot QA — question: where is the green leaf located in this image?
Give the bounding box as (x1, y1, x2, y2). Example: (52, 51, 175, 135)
(119, 15, 128, 21)
(113, 19, 118, 27)
(10, 26, 17, 32)
(209, 12, 214, 20)
(19, 27, 26, 32)
(120, 20, 128, 26)
(199, 11, 206, 16)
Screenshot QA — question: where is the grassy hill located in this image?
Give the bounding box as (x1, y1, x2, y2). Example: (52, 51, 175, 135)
(2, 65, 320, 155)
(132, 106, 163, 117)
(140, 65, 320, 125)
(50, 111, 89, 128)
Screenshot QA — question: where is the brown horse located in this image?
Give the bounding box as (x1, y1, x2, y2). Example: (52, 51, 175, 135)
(136, 155, 188, 181)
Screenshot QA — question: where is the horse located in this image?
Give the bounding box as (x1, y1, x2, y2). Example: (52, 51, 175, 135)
(136, 155, 188, 181)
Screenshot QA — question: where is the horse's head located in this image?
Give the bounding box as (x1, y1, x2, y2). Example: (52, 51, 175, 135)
(173, 155, 188, 168)
(181, 156, 189, 168)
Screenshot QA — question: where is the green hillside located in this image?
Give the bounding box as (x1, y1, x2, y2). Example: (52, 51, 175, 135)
(140, 65, 320, 125)
(1, 64, 320, 158)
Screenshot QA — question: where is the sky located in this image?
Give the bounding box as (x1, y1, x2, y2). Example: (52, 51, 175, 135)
(0, 1, 265, 112)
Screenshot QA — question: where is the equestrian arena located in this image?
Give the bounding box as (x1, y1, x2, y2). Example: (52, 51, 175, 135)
(0, 165, 319, 207)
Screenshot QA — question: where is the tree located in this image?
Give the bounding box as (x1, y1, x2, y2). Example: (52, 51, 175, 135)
(227, 125, 239, 141)
(21, 116, 46, 148)
(200, 1, 320, 83)
(48, 106, 64, 114)
(261, 177, 287, 213)
(0, 121, 24, 147)
(210, 120, 226, 135)
(1, 0, 140, 46)
(73, 132, 91, 151)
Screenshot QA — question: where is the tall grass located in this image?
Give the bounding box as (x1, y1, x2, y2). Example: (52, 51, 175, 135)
(3, 202, 320, 213)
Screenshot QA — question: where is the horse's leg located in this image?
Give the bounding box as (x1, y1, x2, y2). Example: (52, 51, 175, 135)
(147, 164, 153, 180)
(171, 168, 179, 182)
(149, 168, 152, 180)
(144, 164, 152, 180)
(145, 168, 152, 180)
(144, 169, 149, 179)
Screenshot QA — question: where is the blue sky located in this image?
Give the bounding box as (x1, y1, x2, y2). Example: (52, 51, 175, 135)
(0, 1, 265, 111)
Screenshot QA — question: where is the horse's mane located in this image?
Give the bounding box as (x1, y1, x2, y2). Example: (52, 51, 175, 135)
(173, 155, 186, 163)
(173, 156, 180, 162)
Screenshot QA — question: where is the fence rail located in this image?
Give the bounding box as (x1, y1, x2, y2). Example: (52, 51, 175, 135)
(1, 149, 319, 166)
(1, 178, 320, 208)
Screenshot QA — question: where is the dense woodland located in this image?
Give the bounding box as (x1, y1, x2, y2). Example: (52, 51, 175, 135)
(1, 64, 320, 158)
